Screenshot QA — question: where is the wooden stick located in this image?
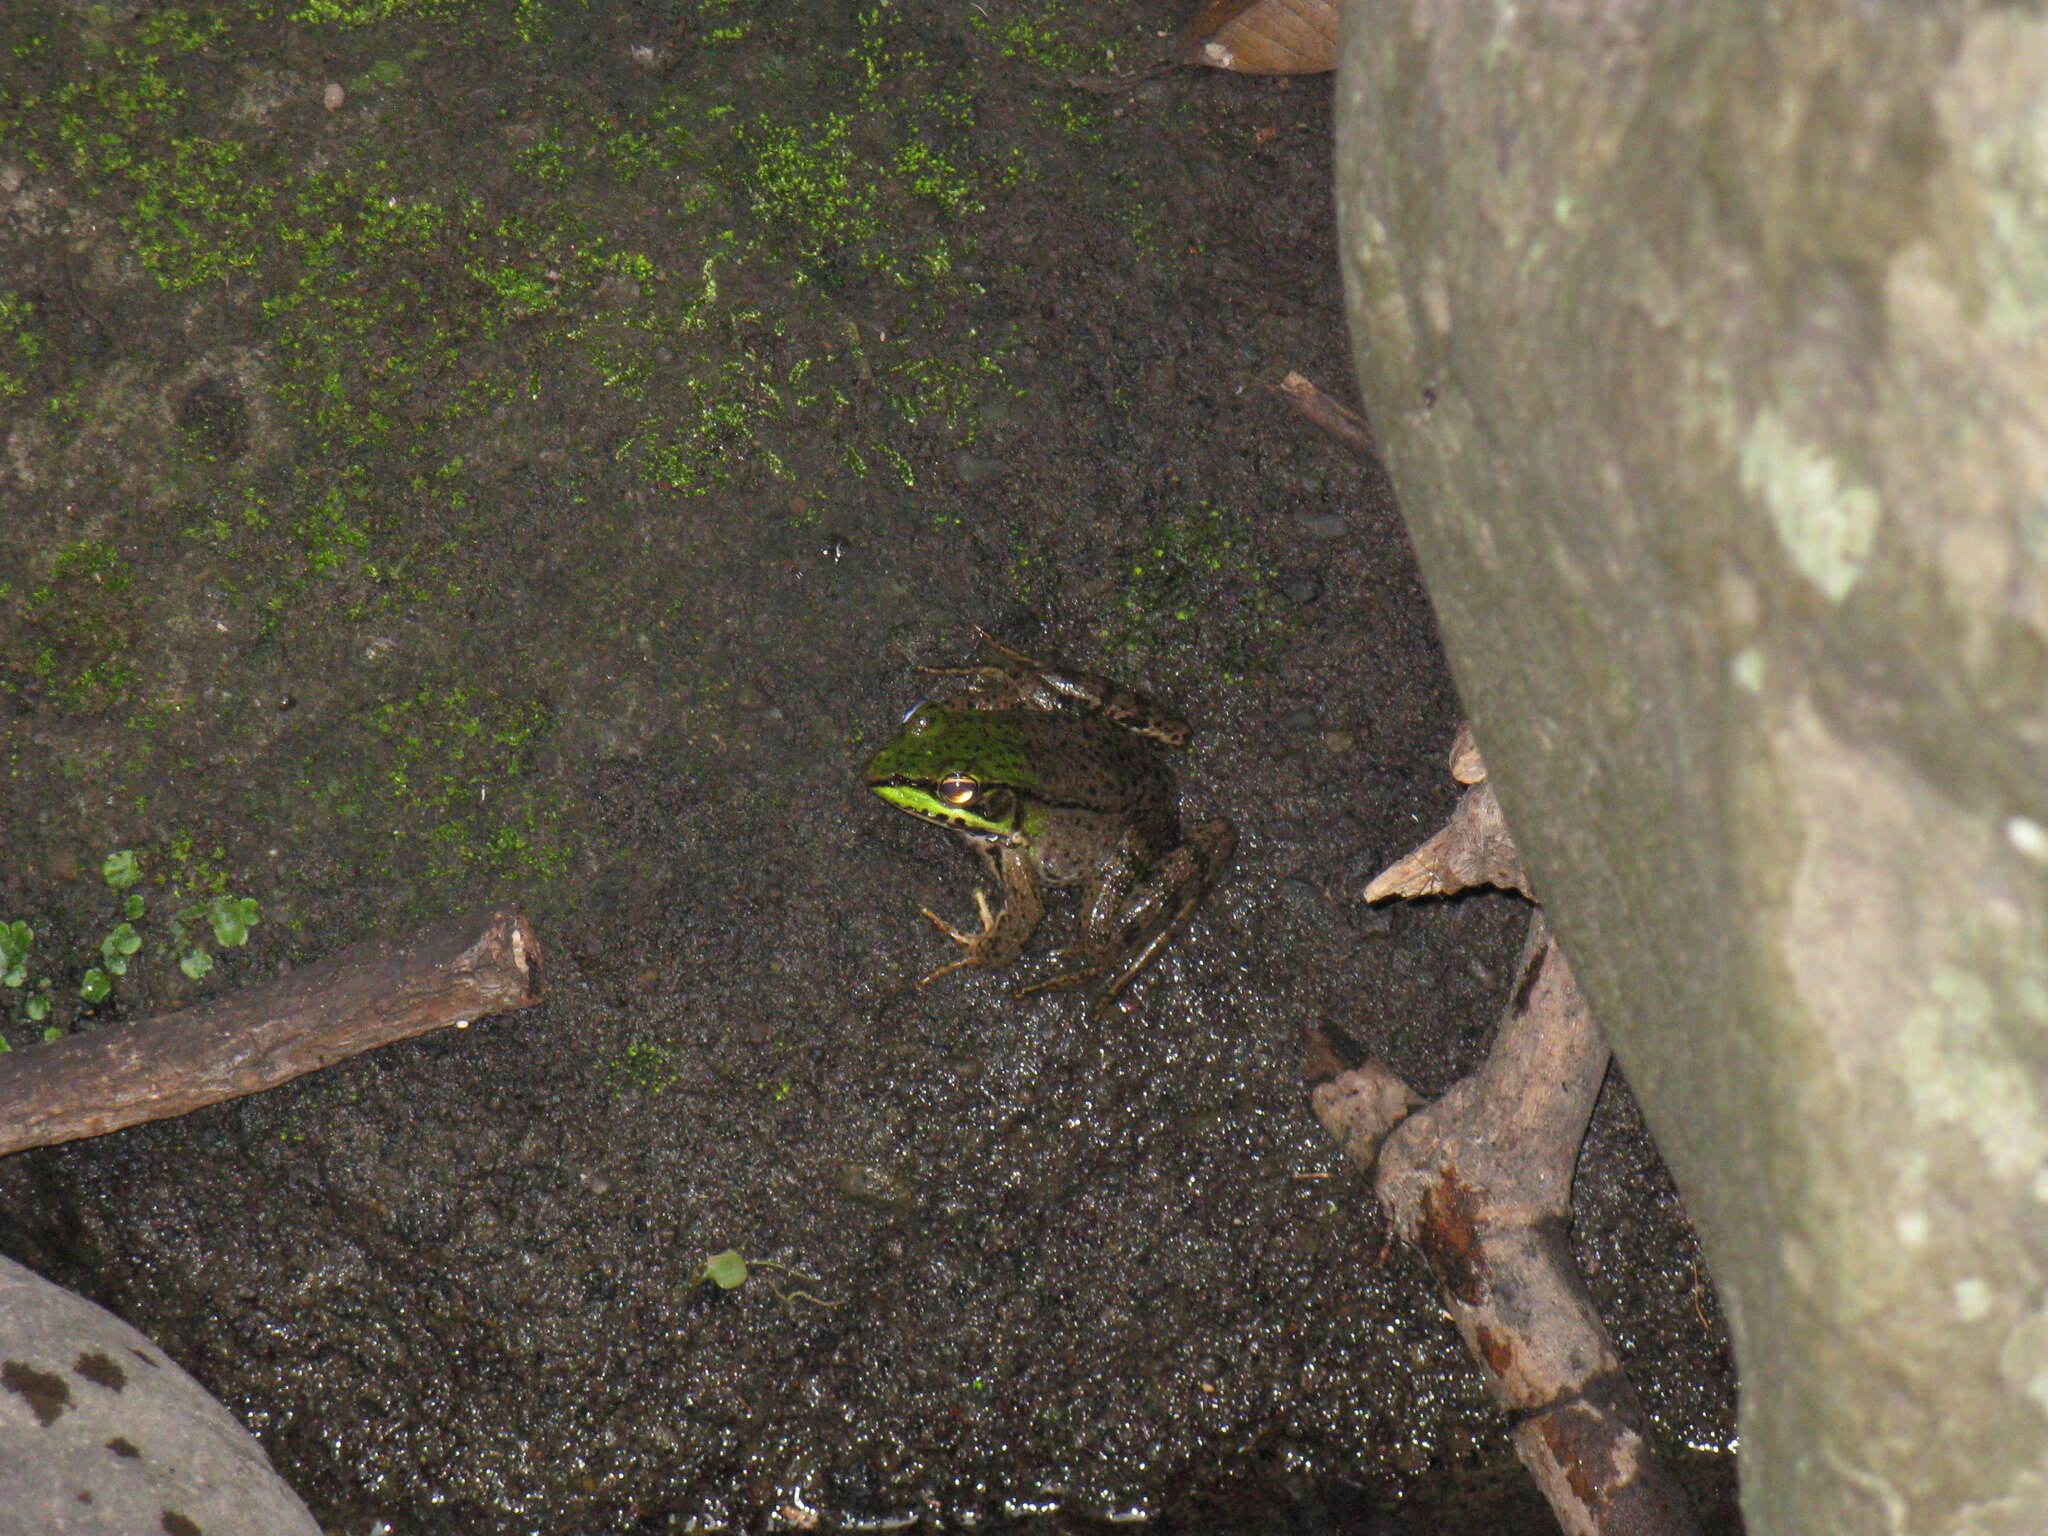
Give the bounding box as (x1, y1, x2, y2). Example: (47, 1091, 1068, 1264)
(0, 909, 543, 1158)
(1310, 923, 1700, 1536)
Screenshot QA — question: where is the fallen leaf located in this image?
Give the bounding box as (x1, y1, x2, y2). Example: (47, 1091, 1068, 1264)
(1269, 370, 1375, 455)
(1182, 0, 1341, 76)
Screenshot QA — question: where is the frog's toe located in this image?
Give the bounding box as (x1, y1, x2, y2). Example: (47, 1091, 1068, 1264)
(919, 906, 978, 949)
(917, 890, 1006, 982)
(1015, 954, 1107, 998)
(1014, 970, 1083, 998)
(920, 889, 997, 946)
(920, 951, 981, 986)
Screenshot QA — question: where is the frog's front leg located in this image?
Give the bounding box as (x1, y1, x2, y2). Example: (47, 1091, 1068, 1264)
(917, 846, 1045, 986)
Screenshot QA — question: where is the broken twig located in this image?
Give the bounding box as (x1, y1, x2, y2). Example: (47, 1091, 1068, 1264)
(0, 909, 543, 1157)
(1270, 370, 1376, 456)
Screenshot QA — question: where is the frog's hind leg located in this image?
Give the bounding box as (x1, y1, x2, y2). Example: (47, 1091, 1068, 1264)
(1096, 819, 1236, 1006)
(1021, 819, 1238, 1007)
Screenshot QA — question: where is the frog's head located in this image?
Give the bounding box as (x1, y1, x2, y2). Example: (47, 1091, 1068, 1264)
(864, 704, 1026, 842)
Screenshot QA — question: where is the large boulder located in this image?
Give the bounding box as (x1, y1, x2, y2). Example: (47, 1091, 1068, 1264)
(1335, 5, 2048, 1533)
(0, 1255, 321, 1536)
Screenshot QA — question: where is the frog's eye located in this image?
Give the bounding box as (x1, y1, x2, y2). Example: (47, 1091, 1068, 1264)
(937, 772, 978, 806)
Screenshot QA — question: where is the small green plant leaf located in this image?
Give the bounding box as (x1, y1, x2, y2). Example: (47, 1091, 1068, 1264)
(101, 921, 143, 978)
(79, 968, 110, 1003)
(123, 893, 145, 921)
(0, 920, 30, 986)
(102, 850, 141, 890)
(702, 1249, 749, 1289)
(207, 896, 260, 948)
(24, 994, 48, 1023)
(179, 948, 214, 981)
(40, 1025, 60, 1043)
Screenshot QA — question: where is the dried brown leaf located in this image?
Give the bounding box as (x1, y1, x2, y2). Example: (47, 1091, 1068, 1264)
(1271, 370, 1375, 454)
(1364, 777, 1531, 901)
(1183, 0, 1341, 76)
(1448, 720, 1486, 785)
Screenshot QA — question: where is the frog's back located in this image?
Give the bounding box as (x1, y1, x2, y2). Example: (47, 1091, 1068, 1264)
(1008, 709, 1174, 808)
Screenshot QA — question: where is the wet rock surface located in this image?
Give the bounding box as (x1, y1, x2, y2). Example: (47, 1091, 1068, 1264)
(0, 3, 1736, 1531)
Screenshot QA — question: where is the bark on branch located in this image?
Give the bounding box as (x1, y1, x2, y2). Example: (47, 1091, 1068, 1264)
(0, 909, 543, 1158)
(1313, 732, 1700, 1536)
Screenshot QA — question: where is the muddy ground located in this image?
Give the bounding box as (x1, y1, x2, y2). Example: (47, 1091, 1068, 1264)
(0, 2, 1737, 1531)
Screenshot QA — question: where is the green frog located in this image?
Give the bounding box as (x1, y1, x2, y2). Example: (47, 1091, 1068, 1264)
(863, 632, 1236, 1006)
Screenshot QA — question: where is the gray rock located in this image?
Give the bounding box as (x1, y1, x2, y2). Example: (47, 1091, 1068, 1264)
(950, 451, 1012, 488)
(1338, 5, 2048, 1529)
(0, 1255, 321, 1536)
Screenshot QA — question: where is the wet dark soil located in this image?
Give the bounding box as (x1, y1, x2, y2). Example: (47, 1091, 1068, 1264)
(0, 2, 1736, 1531)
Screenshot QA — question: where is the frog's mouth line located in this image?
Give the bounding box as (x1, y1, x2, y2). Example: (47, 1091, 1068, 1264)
(868, 777, 1023, 843)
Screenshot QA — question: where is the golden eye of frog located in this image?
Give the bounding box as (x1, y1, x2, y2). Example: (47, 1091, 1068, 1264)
(862, 632, 1236, 1007)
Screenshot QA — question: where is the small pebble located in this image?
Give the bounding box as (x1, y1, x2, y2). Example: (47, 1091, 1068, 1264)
(1275, 568, 1324, 604)
(831, 1161, 921, 1214)
(322, 82, 344, 111)
(1321, 731, 1354, 754)
(1273, 706, 1318, 734)
(593, 273, 642, 308)
(1298, 512, 1349, 540)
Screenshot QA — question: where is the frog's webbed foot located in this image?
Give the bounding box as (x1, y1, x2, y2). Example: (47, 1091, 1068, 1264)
(917, 888, 1001, 986)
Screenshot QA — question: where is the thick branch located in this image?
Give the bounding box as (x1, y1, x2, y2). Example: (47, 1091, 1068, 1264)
(1312, 921, 1697, 1534)
(0, 909, 543, 1157)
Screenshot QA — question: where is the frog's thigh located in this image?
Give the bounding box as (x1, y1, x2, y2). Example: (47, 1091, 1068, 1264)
(1107, 819, 1237, 957)
(1080, 851, 1145, 951)
(1098, 821, 1227, 940)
